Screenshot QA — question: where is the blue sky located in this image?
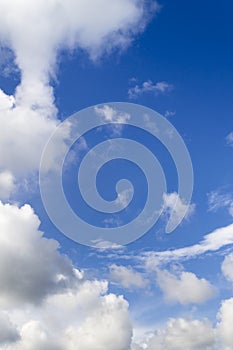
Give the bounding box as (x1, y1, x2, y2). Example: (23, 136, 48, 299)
(0, 1, 233, 349)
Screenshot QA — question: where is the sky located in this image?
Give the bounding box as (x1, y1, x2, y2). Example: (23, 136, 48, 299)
(0, 0, 233, 349)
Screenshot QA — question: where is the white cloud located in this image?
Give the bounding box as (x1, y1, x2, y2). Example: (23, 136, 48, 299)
(162, 192, 195, 229)
(143, 223, 233, 267)
(133, 298, 233, 349)
(0, 88, 68, 195)
(95, 105, 131, 124)
(133, 318, 216, 350)
(91, 239, 124, 250)
(110, 264, 148, 289)
(208, 189, 233, 217)
(0, 0, 158, 81)
(156, 269, 216, 305)
(217, 298, 233, 349)
(221, 253, 233, 282)
(226, 132, 233, 147)
(0, 200, 77, 307)
(0, 1, 159, 196)
(0, 201, 133, 350)
(95, 104, 131, 136)
(128, 80, 173, 99)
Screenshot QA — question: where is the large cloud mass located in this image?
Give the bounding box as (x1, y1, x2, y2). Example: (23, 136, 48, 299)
(0, 0, 159, 199)
(0, 201, 132, 350)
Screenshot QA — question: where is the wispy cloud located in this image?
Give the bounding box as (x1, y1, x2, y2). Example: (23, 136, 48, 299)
(164, 110, 176, 118)
(143, 223, 233, 268)
(207, 189, 233, 217)
(128, 80, 174, 99)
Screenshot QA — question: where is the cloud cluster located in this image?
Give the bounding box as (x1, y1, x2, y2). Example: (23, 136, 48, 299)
(221, 253, 233, 282)
(132, 318, 216, 350)
(133, 298, 233, 349)
(0, 201, 132, 350)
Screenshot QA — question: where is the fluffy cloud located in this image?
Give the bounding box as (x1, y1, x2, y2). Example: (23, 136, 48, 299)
(156, 269, 216, 305)
(217, 298, 233, 349)
(0, 201, 77, 306)
(128, 80, 173, 99)
(6, 283, 131, 350)
(133, 318, 216, 350)
(133, 298, 233, 349)
(0, 201, 132, 350)
(0, 0, 158, 81)
(0, 88, 59, 176)
(109, 264, 148, 289)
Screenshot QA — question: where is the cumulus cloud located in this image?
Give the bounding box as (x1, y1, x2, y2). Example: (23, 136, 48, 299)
(156, 268, 216, 305)
(217, 298, 233, 349)
(0, 201, 133, 350)
(133, 298, 233, 349)
(0, 201, 77, 306)
(128, 80, 173, 99)
(0, 0, 158, 80)
(133, 318, 216, 350)
(109, 264, 148, 289)
(0, 89, 60, 176)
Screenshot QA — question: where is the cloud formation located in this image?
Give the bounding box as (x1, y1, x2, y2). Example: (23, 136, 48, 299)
(143, 223, 233, 267)
(0, 201, 133, 350)
(133, 298, 233, 349)
(109, 264, 148, 289)
(128, 80, 173, 99)
(0, 0, 159, 198)
(162, 192, 195, 229)
(156, 268, 216, 305)
(208, 189, 233, 217)
(133, 318, 216, 350)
